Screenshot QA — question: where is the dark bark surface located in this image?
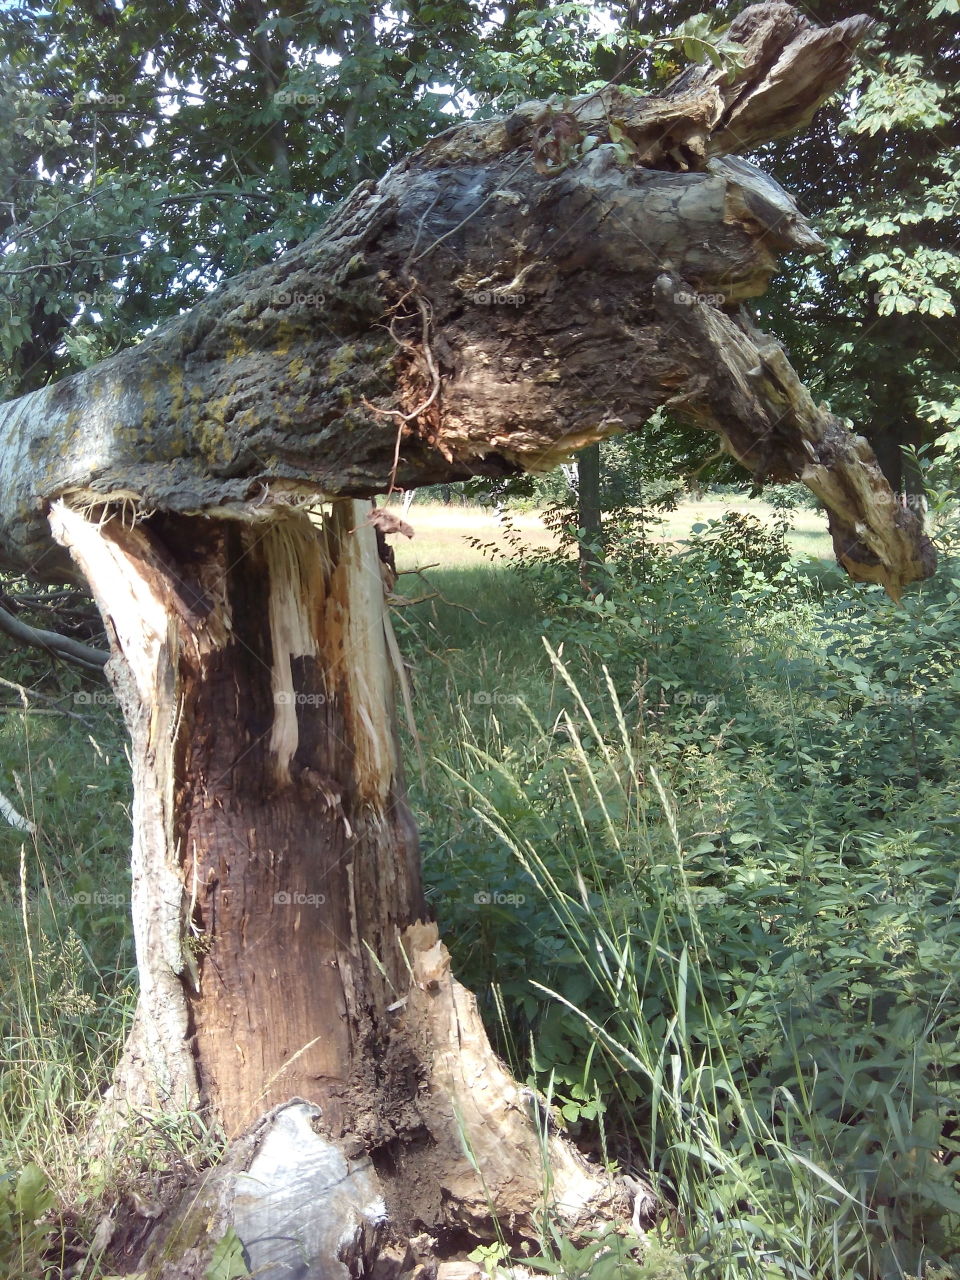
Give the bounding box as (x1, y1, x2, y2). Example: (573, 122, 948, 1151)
(166, 509, 424, 1137)
(0, 2, 934, 595)
(577, 444, 603, 593)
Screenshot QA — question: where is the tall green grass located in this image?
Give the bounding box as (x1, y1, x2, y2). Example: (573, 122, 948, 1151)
(0, 685, 148, 1271)
(0, 521, 956, 1277)
(0, 698, 132, 1158)
(433, 650, 959, 1277)
(409, 551, 960, 1279)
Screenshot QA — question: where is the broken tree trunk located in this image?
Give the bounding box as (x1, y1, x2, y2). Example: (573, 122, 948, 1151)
(0, 3, 937, 1274)
(0, 7, 932, 596)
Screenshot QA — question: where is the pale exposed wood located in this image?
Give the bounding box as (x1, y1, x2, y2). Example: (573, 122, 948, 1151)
(49, 502, 201, 1118)
(326, 500, 399, 807)
(666, 4, 874, 156)
(265, 516, 323, 784)
(402, 921, 632, 1238)
(650, 281, 937, 595)
(0, 785, 34, 834)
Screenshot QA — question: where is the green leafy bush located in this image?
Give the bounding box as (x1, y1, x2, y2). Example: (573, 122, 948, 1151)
(0, 1163, 54, 1279)
(683, 509, 793, 594)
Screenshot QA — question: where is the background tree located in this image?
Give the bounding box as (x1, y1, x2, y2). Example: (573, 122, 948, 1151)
(758, 0, 960, 495)
(0, 0, 488, 395)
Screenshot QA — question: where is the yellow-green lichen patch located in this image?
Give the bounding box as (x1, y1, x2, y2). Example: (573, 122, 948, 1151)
(40, 409, 83, 489)
(135, 378, 159, 443)
(232, 408, 262, 442)
(327, 344, 357, 382)
(224, 336, 251, 364)
(163, 364, 188, 422)
(195, 399, 233, 466)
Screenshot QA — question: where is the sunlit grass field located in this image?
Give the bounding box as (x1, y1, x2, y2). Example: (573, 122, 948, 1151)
(391, 509, 960, 1278)
(385, 495, 832, 571)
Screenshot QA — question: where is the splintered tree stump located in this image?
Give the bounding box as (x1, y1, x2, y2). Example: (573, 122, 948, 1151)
(0, 3, 937, 1274)
(53, 498, 630, 1275)
(49, 500, 423, 1139)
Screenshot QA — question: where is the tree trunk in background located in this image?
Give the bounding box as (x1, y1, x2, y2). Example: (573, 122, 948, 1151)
(240, 0, 291, 186)
(577, 443, 603, 594)
(868, 413, 926, 499)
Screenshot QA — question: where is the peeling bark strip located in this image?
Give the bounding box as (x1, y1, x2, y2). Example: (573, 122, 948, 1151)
(0, 3, 933, 595)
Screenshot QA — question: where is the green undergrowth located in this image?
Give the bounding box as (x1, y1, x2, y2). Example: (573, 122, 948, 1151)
(0, 660, 136, 1272)
(402, 533, 960, 1279)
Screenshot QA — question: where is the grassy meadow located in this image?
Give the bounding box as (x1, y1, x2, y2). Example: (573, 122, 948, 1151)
(392, 498, 960, 1279)
(386, 495, 834, 571)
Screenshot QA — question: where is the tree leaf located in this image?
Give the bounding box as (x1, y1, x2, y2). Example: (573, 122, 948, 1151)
(206, 1228, 251, 1280)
